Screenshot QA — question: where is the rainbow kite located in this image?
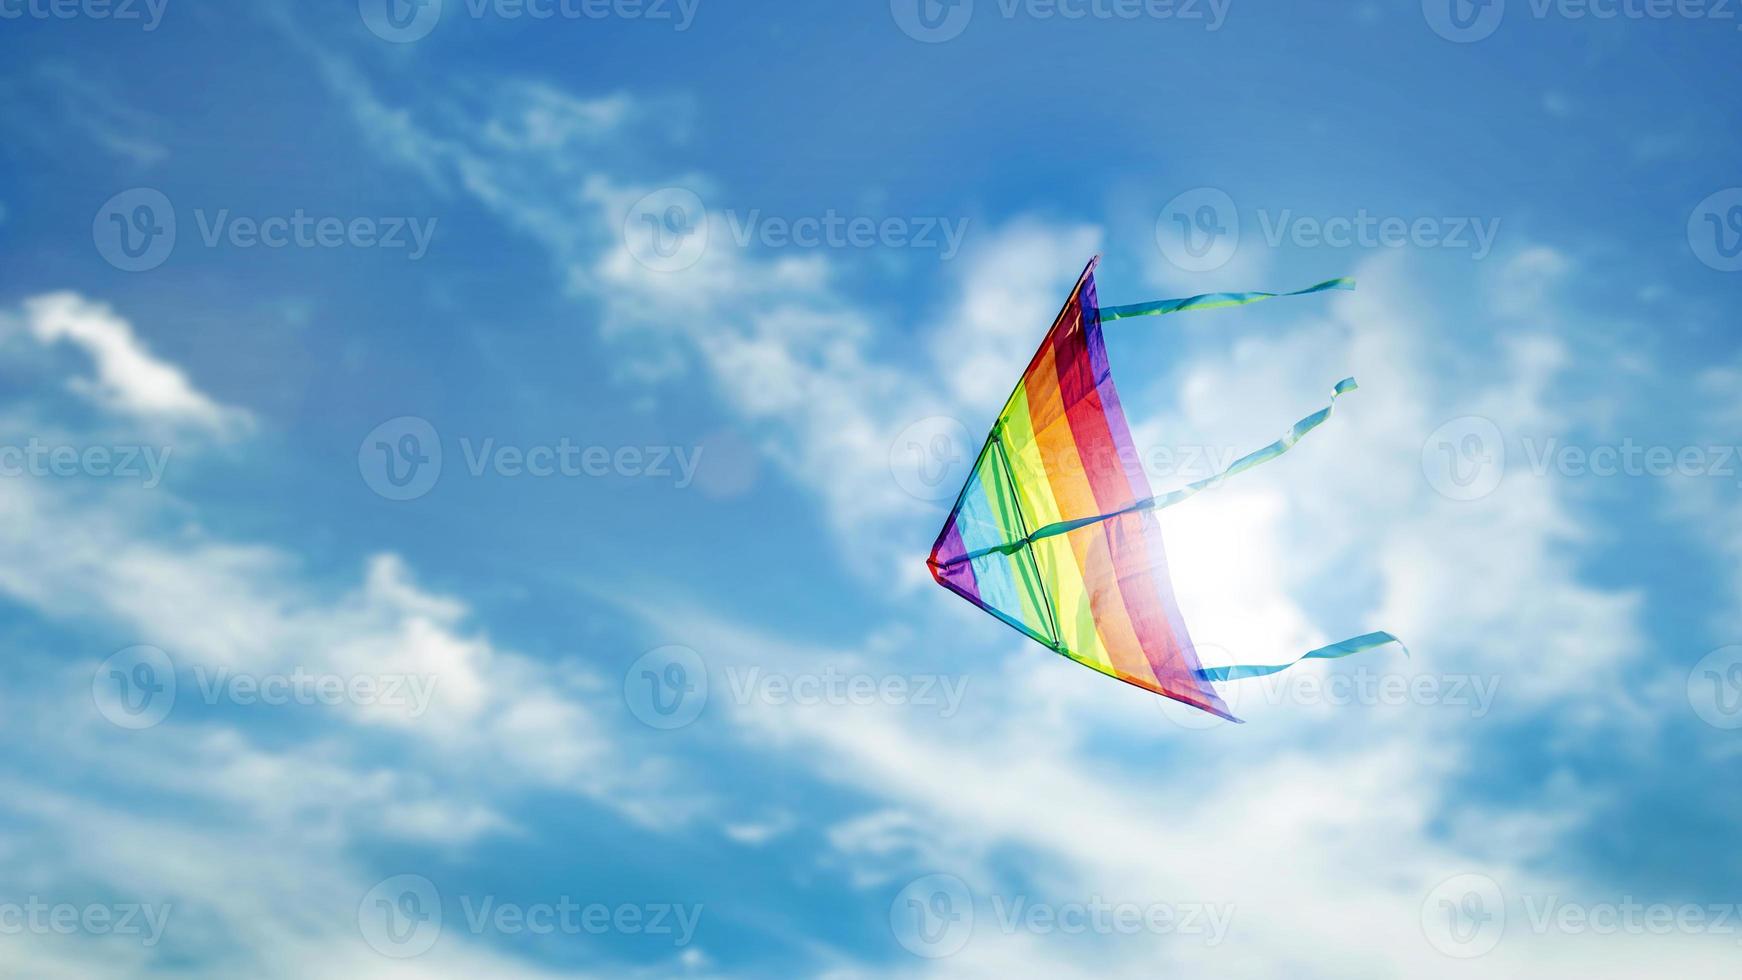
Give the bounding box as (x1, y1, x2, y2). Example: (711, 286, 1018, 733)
(926, 257, 1401, 722)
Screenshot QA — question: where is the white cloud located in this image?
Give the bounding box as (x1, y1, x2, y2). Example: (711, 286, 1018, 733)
(20, 293, 252, 438)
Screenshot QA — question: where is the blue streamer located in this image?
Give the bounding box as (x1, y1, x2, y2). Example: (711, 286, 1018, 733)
(1193, 632, 1410, 683)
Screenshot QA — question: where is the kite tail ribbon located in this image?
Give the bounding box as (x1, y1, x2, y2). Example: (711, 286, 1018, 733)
(1096, 276, 1355, 322)
(1192, 632, 1409, 683)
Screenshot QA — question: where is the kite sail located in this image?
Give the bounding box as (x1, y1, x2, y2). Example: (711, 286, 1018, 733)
(926, 256, 1402, 722)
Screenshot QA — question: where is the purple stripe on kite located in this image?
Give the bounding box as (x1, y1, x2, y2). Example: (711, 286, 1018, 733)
(1083, 274, 1111, 385)
(935, 521, 978, 600)
(1095, 376, 1156, 500)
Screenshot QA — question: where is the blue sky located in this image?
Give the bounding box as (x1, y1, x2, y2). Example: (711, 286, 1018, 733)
(1, 0, 1740, 976)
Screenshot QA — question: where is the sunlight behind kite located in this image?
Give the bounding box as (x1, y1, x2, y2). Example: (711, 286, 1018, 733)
(926, 257, 1403, 722)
